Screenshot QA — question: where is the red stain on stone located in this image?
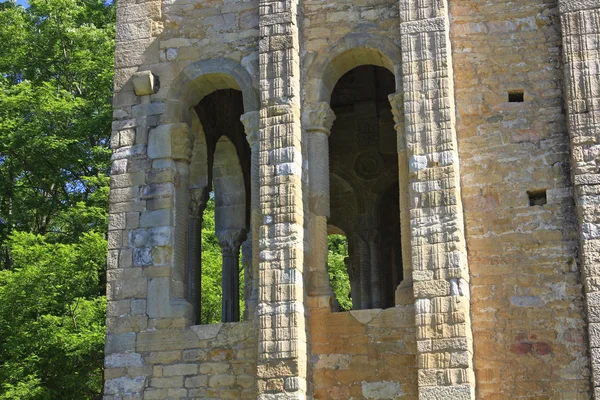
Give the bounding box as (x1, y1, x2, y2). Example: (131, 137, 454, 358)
(510, 341, 552, 356)
(510, 342, 532, 354)
(533, 342, 552, 355)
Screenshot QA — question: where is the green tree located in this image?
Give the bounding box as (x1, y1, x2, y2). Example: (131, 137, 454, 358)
(0, 232, 107, 400)
(0, 0, 114, 397)
(0, 0, 114, 250)
(328, 234, 352, 311)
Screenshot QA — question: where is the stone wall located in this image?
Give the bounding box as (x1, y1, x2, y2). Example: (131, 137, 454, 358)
(309, 307, 418, 399)
(105, 0, 599, 398)
(451, 0, 590, 397)
(105, 322, 257, 399)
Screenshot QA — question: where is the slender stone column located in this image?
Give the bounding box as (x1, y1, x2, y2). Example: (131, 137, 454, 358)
(398, 0, 475, 398)
(240, 111, 260, 318)
(217, 229, 247, 323)
(357, 231, 372, 310)
(369, 230, 382, 309)
(345, 256, 361, 311)
(258, 0, 307, 396)
(303, 102, 336, 308)
(187, 187, 209, 324)
(389, 92, 414, 305)
(558, 1, 600, 396)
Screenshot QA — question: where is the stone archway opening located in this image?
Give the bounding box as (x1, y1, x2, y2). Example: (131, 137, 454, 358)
(188, 89, 251, 324)
(329, 65, 401, 310)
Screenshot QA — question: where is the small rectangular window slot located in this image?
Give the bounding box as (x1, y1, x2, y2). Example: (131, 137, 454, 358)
(527, 189, 547, 206)
(508, 91, 524, 103)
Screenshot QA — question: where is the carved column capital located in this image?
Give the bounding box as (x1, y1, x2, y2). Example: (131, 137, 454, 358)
(302, 102, 336, 135)
(189, 187, 209, 219)
(388, 92, 406, 151)
(240, 111, 260, 148)
(388, 93, 404, 126)
(217, 229, 247, 257)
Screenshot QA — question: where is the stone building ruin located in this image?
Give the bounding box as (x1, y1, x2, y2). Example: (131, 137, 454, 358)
(105, 0, 600, 398)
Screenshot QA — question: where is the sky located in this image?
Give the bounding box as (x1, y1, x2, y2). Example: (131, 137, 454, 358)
(16, 0, 28, 7)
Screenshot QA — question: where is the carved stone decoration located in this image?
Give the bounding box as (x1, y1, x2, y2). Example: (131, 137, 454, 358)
(388, 92, 406, 152)
(388, 92, 404, 127)
(189, 187, 209, 219)
(217, 228, 247, 257)
(354, 152, 384, 180)
(302, 102, 336, 134)
(240, 111, 260, 148)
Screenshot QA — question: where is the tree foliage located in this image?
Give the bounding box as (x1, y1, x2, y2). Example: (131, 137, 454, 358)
(328, 234, 352, 311)
(0, 232, 107, 400)
(0, 0, 114, 398)
(0, 0, 114, 248)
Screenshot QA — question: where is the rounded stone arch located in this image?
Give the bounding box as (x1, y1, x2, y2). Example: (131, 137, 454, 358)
(165, 58, 260, 126)
(304, 33, 403, 104)
(189, 112, 209, 190)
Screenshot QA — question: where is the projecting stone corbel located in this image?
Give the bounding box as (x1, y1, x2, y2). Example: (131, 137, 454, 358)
(132, 71, 159, 96)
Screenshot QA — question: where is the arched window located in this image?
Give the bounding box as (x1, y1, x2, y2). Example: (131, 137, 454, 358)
(328, 65, 402, 310)
(187, 89, 251, 324)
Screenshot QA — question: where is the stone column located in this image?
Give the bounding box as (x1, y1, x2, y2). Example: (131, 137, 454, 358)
(303, 102, 336, 308)
(389, 92, 414, 305)
(258, 0, 307, 396)
(398, 0, 475, 398)
(241, 111, 260, 318)
(369, 231, 382, 309)
(357, 231, 372, 310)
(187, 187, 208, 324)
(217, 229, 247, 323)
(345, 256, 361, 311)
(558, 1, 600, 396)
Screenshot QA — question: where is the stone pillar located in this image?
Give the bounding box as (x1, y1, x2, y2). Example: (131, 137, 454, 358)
(187, 187, 208, 324)
(398, 0, 475, 397)
(389, 92, 414, 305)
(357, 231, 372, 310)
(217, 229, 247, 323)
(369, 231, 382, 309)
(241, 111, 260, 318)
(345, 256, 361, 311)
(303, 102, 336, 308)
(258, 0, 307, 397)
(558, 1, 600, 396)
